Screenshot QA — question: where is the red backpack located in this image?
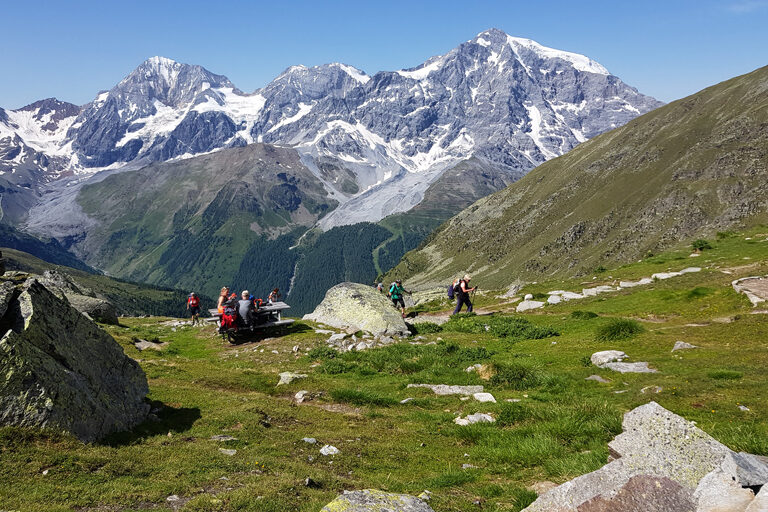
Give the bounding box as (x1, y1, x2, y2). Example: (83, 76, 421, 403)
(221, 301, 238, 330)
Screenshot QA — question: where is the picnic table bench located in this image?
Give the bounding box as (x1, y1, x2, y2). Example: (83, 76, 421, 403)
(206, 301, 294, 342)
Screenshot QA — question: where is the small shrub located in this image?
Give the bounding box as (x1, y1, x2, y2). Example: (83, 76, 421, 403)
(691, 239, 712, 251)
(497, 402, 531, 426)
(580, 355, 593, 367)
(594, 265, 607, 273)
(571, 310, 598, 320)
(307, 346, 339, 360)
(595, 318, 644, 341)
(716, 230, 736, 240)
(687, 287, 714, 299)
(708, 369, 743, 380)
(490, 361, 543, 390)
(410, 322, 442, 334)
(319, 359, 355, 375)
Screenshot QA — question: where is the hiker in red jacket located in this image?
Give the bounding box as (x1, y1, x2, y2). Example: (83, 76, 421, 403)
(187, 292, 201, 326)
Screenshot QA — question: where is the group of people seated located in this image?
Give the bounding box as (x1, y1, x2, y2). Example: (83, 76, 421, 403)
(217, 286, 281, 332)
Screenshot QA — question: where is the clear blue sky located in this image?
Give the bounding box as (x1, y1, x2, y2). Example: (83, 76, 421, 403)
(2, 0, 767, 108)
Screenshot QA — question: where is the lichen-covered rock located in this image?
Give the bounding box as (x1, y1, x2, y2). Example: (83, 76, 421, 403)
(0, 277, 149, 442)
(38, 270, 118, 325)
(321, 489, 434, 512)
(303, 282, 409, 336)
(522, 402, 768, 512)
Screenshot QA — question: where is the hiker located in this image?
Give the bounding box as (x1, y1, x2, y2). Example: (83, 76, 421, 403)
(388, 279, 412, 318)
(217, 286, 230, 314)
(220, 293, 239, 333)
(238, 290, 255, 327)
(376, 282, 384, 293)
(267, 288, 281, 304)
(452, 274, 477, 315)
(186, 292, 201, 325)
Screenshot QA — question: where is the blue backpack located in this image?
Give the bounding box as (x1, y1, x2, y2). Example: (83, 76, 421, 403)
(447, 283, 455, 299)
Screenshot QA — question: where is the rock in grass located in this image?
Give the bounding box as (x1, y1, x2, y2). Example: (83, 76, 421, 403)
(320, 444, 339, 456)
(672, 341, 698, 351)
(407, 384, 484, 395)
(304, 282, 409, 336)
(321, 489, 434, 512)
(219, 448, 237, 456)
(590, 350, 627, 366)
(277, 372, 307, 386)
(602, 361, 658, 373)
(472, 392, 497, 403)
(516, 300, 545, 312)
(454, 413, 495, 426)
(211, 435, 237, 441)
(0, 277, 149, 442)
(585, 375, 611, 383)
(521, 402, 768, 512)
(38, 270, 118, 325)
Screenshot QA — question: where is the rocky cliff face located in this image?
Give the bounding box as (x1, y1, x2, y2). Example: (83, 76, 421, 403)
(0, 274, 149, 442)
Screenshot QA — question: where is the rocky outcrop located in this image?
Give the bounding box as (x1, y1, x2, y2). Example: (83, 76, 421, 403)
(37, 270, 118, 325)
(321, 489, 434, 512)
(303, 282, 409, 337)
(0, 276, 149, 442)
(523, 402, 768, 512)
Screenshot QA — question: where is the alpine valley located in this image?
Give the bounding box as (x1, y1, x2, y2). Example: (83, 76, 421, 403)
(1, 28, 662, 313)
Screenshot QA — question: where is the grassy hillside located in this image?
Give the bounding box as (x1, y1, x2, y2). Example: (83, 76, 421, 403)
(385, 66, 768, 288)
(2, 248, 198, 317)
(3, 228, 767, 511)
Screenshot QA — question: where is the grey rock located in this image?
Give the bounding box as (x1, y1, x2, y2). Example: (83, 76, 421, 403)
(522, 402, 764, 512)
(303, 282, 409, 336)
(585, 375, 611, 383)
(320, 444, 339, 456)
(407, 384, 484, 395)
(0, 277, 149, 442)
(302, 437, 317, 444)
(210, 435, 237, 442)
(0, 280, 14, 319)
(729, 451, 768, 487)
(277, 372, 307, 386)
(37, 270, 118, 325)
(591, 350, 627, 366)
(133, 338, 168, 351)
(640, 385, 663, 394)
(321, 489, 434, 512)
(454, 413, 495, 426)
(472, 392, 497, 403)
(672, 341, 699, 351)
(602, 361, 658, 373)
(516, 300, 545, 312)
(219, 448, 237, 456)
(295, 390, 309, 403)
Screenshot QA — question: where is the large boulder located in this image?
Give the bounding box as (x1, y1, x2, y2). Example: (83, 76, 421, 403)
(523, 402, 768, 512)
(38, 270, 118, 325)
(0, 277, 149, 442)
(321, 489, 434, 512)
(303, 282, 409, 336)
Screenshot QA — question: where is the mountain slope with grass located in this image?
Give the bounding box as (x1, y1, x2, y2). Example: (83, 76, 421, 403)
(386, 66, 768, 288)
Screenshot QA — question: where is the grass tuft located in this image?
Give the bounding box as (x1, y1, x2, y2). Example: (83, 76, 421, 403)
(490, 361, 543, 390)
(708, 369, 743, 380)
(329, 389, 397, 407)
(595, 318, 644, 341)
(571, 310, 598, 320)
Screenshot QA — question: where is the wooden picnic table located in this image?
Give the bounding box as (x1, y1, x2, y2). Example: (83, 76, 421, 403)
(205, 301, 294, 330)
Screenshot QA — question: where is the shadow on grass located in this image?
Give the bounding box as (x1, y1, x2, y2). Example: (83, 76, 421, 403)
(99, 400, 201, 447)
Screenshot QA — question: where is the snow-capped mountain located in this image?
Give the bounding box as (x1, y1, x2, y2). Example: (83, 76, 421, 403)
(2, 28, 663, 229)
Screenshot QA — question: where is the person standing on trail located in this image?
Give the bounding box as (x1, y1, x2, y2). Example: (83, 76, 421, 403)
(452, 274, 477, 315)
(388, 279, 412, 318)
(187, 292, 201, 325)
(217, 286, 230, 314)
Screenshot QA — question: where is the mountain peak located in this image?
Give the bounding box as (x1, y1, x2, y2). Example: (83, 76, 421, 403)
(472, 28, 610, 75)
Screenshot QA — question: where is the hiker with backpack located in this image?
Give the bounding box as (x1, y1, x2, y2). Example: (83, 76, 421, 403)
(217, 286, 230, 314)
(388, 279, 412, 318)
(186, 292, 201, 326)
(238, 290, 256, 328)
(452, 274, 477, 315)
(219, 293, 239, 334)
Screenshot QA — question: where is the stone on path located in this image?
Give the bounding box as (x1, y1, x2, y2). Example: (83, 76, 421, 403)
(277, 372, 307, 386)
(652, 271, 683, 280)
(586, 375, 611, 383)
(517, 300, 545, 312)
(211, 435, 237, 442)
(320, 444, 339, 456)
(407, 384, 484, 395)
(472, 392, 496, 403)
(673, 341, 699, 351)
(619, 277, 653, 288)
(454, 413, 495, 426)
(1, 277, 149, 442)
(602, 361, 658, 373)
(591, 350, 627, 366)
(732, 276, 768, 307)
(321, 489, 434, 512)
(582, 285, 615, 297)
(522, 402, 768, 512)
(304, 282, 409, 336)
